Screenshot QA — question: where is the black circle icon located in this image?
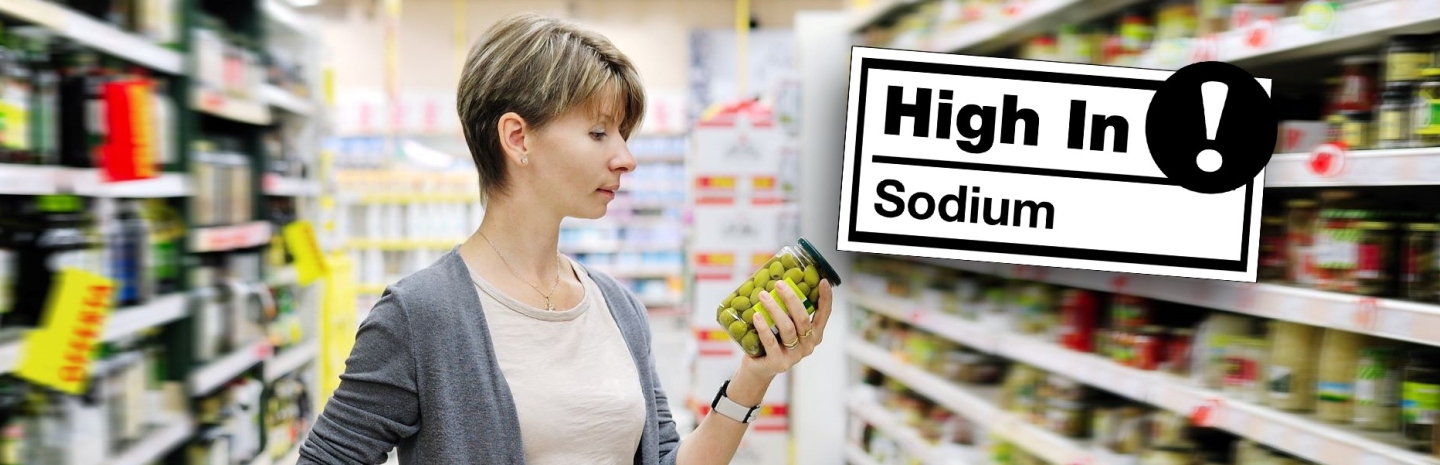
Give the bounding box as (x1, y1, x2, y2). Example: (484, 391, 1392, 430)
(1145, 61, 1277, 194)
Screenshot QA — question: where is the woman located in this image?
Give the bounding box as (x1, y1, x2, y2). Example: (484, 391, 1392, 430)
(297, 13, 833, 465)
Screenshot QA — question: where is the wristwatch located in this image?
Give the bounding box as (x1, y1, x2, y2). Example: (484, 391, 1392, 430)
(710, 380, 760, 424)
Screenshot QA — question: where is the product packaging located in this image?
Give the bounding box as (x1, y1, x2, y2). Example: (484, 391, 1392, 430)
(715, 238, 841, 357)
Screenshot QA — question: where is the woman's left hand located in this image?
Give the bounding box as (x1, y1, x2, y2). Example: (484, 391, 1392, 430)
(739, 280, 833, 380)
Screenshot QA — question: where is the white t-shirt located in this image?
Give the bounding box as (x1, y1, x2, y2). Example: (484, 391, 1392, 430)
(468, 256, 647, 465)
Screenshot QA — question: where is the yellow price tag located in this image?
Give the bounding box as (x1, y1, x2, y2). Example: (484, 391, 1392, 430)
(284, 221, 329, 286)
(17, 269, 116, 395)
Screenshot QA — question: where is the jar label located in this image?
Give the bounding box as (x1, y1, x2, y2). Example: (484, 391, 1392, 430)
(1357, 243, 1381, 278)
(1380, 109, 1406, 141)
(1319, 381, 1355, 402)
(1268, 365, 1293, 399)
(1387, 52, 1432, 82)
(1402, 382, 1440, 425)
(1342, 121, 1369, 148)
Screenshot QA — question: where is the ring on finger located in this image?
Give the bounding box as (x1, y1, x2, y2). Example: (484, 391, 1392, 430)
(784, 339, 799, 349)
(801, 329, 814, 339)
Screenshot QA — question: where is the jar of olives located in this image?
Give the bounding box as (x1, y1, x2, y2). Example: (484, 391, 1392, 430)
(716, 238, 842, 357)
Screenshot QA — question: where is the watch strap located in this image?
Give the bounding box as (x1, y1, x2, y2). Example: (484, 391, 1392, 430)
(711, 380, 759, 424)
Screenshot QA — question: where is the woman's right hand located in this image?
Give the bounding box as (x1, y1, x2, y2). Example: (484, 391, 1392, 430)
(738, 280, 832, 380)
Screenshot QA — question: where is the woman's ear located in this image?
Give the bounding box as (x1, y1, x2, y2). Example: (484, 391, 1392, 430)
(497, 112, 530, 165)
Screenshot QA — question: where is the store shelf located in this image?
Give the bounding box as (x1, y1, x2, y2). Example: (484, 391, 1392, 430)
(848, 0, 920, 32)
(0, 165, 66, 195)
(1266, 148, 1440, 187)
(591, 265, 684, 279)
(923, 0, 1149, 55)
(264, 340, 318, 383)
(190, 340, 272, 396)
(104, 294, 189, 342)
(193, 88, 273, 125)
(852, 288, 1440, 465)
(106, 413, 195, 465)
(559, 242, 685, 254)
(0, 166, 190, 197)
(267, 266, 299, 286)
(346, 192, 474, 204)
(848, 339, 1091, 465)
(263, 0, 312, 34)
(261, 84, 315, 117)
(264, 173, 322, 197)
(1139, 0, 1440, 71)
(916, 255, 1440, 348)
(70, 170, 191, 198)
(846, 388, 940, 464)
(190, 221, 274, 253)
(0, 0, 183, 74)
(844, 444, 882, 465)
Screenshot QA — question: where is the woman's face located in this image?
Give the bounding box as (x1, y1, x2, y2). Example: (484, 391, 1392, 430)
(527, 98, 637, 219)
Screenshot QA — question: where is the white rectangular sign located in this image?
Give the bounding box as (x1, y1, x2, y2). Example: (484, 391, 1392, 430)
(837, 47, 1268, 282)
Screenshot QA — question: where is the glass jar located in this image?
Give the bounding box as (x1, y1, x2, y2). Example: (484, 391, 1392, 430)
(1336, 55, 1380, 113)
(1404, 221, 1440, 302)
(1387, 35, 1434, 83)
(1260, 215, 1287, 282)
(715, 238, 841, 357)
(1286, 199, 1320, 286)
(1330, 111, 1373, 149)
(1403, 350, 1440, 443)
(1354, 220, 1397, 296)
(1417, 70, 1440, 147)
(1379, 83, 1417, 149)
(1045, 398, 1089, 438)
(1355, 345, 1403, 431)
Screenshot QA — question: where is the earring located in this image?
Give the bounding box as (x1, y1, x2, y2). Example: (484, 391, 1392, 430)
(521, 156, 529, 165)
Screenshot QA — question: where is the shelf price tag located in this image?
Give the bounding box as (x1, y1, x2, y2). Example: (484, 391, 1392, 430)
(284, 221, 330, 286)
(1190, 398, 1223, 427)
(16, 269, 116, 395)
(1308, 142, 1347, 178)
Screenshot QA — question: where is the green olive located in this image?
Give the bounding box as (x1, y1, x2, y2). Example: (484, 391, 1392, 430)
(750, 287, 763, 303)
(741, 308, 757, 324)
(803, 267, 820, 287)
(737, 281, 755, 299)
(781, 254, 799, 269)
(808, 288, 819, 302)
(765, 280, 776, 292)
(784, 268, 804, 285)
(752, 272, 767, 288)
(727, 320, 750, 340)
(741, 331, 762, 355)
(796, 282, 811, 298)
(768, 262, 785, 279)
(719, 309, 738, 327)
(730, 296, 751, 311)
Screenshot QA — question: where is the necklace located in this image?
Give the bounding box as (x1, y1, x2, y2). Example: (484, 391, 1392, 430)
(478, 232, 563, 311)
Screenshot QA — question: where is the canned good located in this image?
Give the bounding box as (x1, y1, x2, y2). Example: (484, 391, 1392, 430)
(1336, 55, 1380, 113)
(1419, 70, 1440, 147)
(1355, 220, 1398, 296)
(1379, 83, 1418, 149)
(1045, 398, 1090, 438)
(1135, 326, 1166, 371)
(1286, 199, 1320, 285)
(1261, 215, 1287, 282)
(1405, 222, 1440, 301)
(1330, 111, 1373, 150)
(715, 238, 841, 357)
(1161, 328, 1195, 376)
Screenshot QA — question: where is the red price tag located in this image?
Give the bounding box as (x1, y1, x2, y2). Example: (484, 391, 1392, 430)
(1190, 398, 1223, 427)
(1111, 275, 1130, 294)
(1002, 0, 1026, 17)
(256, 343, 274, 359)
(1310, 142, 1347, 177)
(1190, 35, 1219, 63)
(1244, 15, 1277, 49)
(1355, 297, 1379, 331)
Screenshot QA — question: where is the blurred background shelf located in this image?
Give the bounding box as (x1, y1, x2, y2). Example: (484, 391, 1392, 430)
(0, 0, 184, 73)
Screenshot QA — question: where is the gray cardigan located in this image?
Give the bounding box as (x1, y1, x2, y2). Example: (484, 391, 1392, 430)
(297, 248, 682, 464)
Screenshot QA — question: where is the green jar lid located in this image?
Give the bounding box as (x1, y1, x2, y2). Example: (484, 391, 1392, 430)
(798, 238, 842, 287)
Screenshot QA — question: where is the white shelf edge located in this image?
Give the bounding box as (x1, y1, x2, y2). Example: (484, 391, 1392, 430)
(104, 294, 189, 341)
(1267, 148, 1440, 187)
(848, 0, 917, 32)
(264, 340, 319, 383)
(106, 413, 195, 465)
(924, 0, 1148, 55)
(263, 174, 322, 197)
(847, 339, 1090, 465)
(189, 340, 270, 396)
(852, 287, 1440, 465)
(192, 88, 274, 125)
(0, 165, 64, 195)
(846, 389, 940, 464)
(0, 0, 183, 74)
(70, 170, 192, 198)
(261, 84, 315, 117)
(263, 0, 312, 34)
(910, 255, 1440, 348)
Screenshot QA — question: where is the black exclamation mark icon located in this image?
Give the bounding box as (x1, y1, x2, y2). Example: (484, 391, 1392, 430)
(1197, 81, 1227, 173)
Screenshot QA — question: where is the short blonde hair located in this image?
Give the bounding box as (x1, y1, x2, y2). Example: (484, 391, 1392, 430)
(457, 13, 646, 204)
